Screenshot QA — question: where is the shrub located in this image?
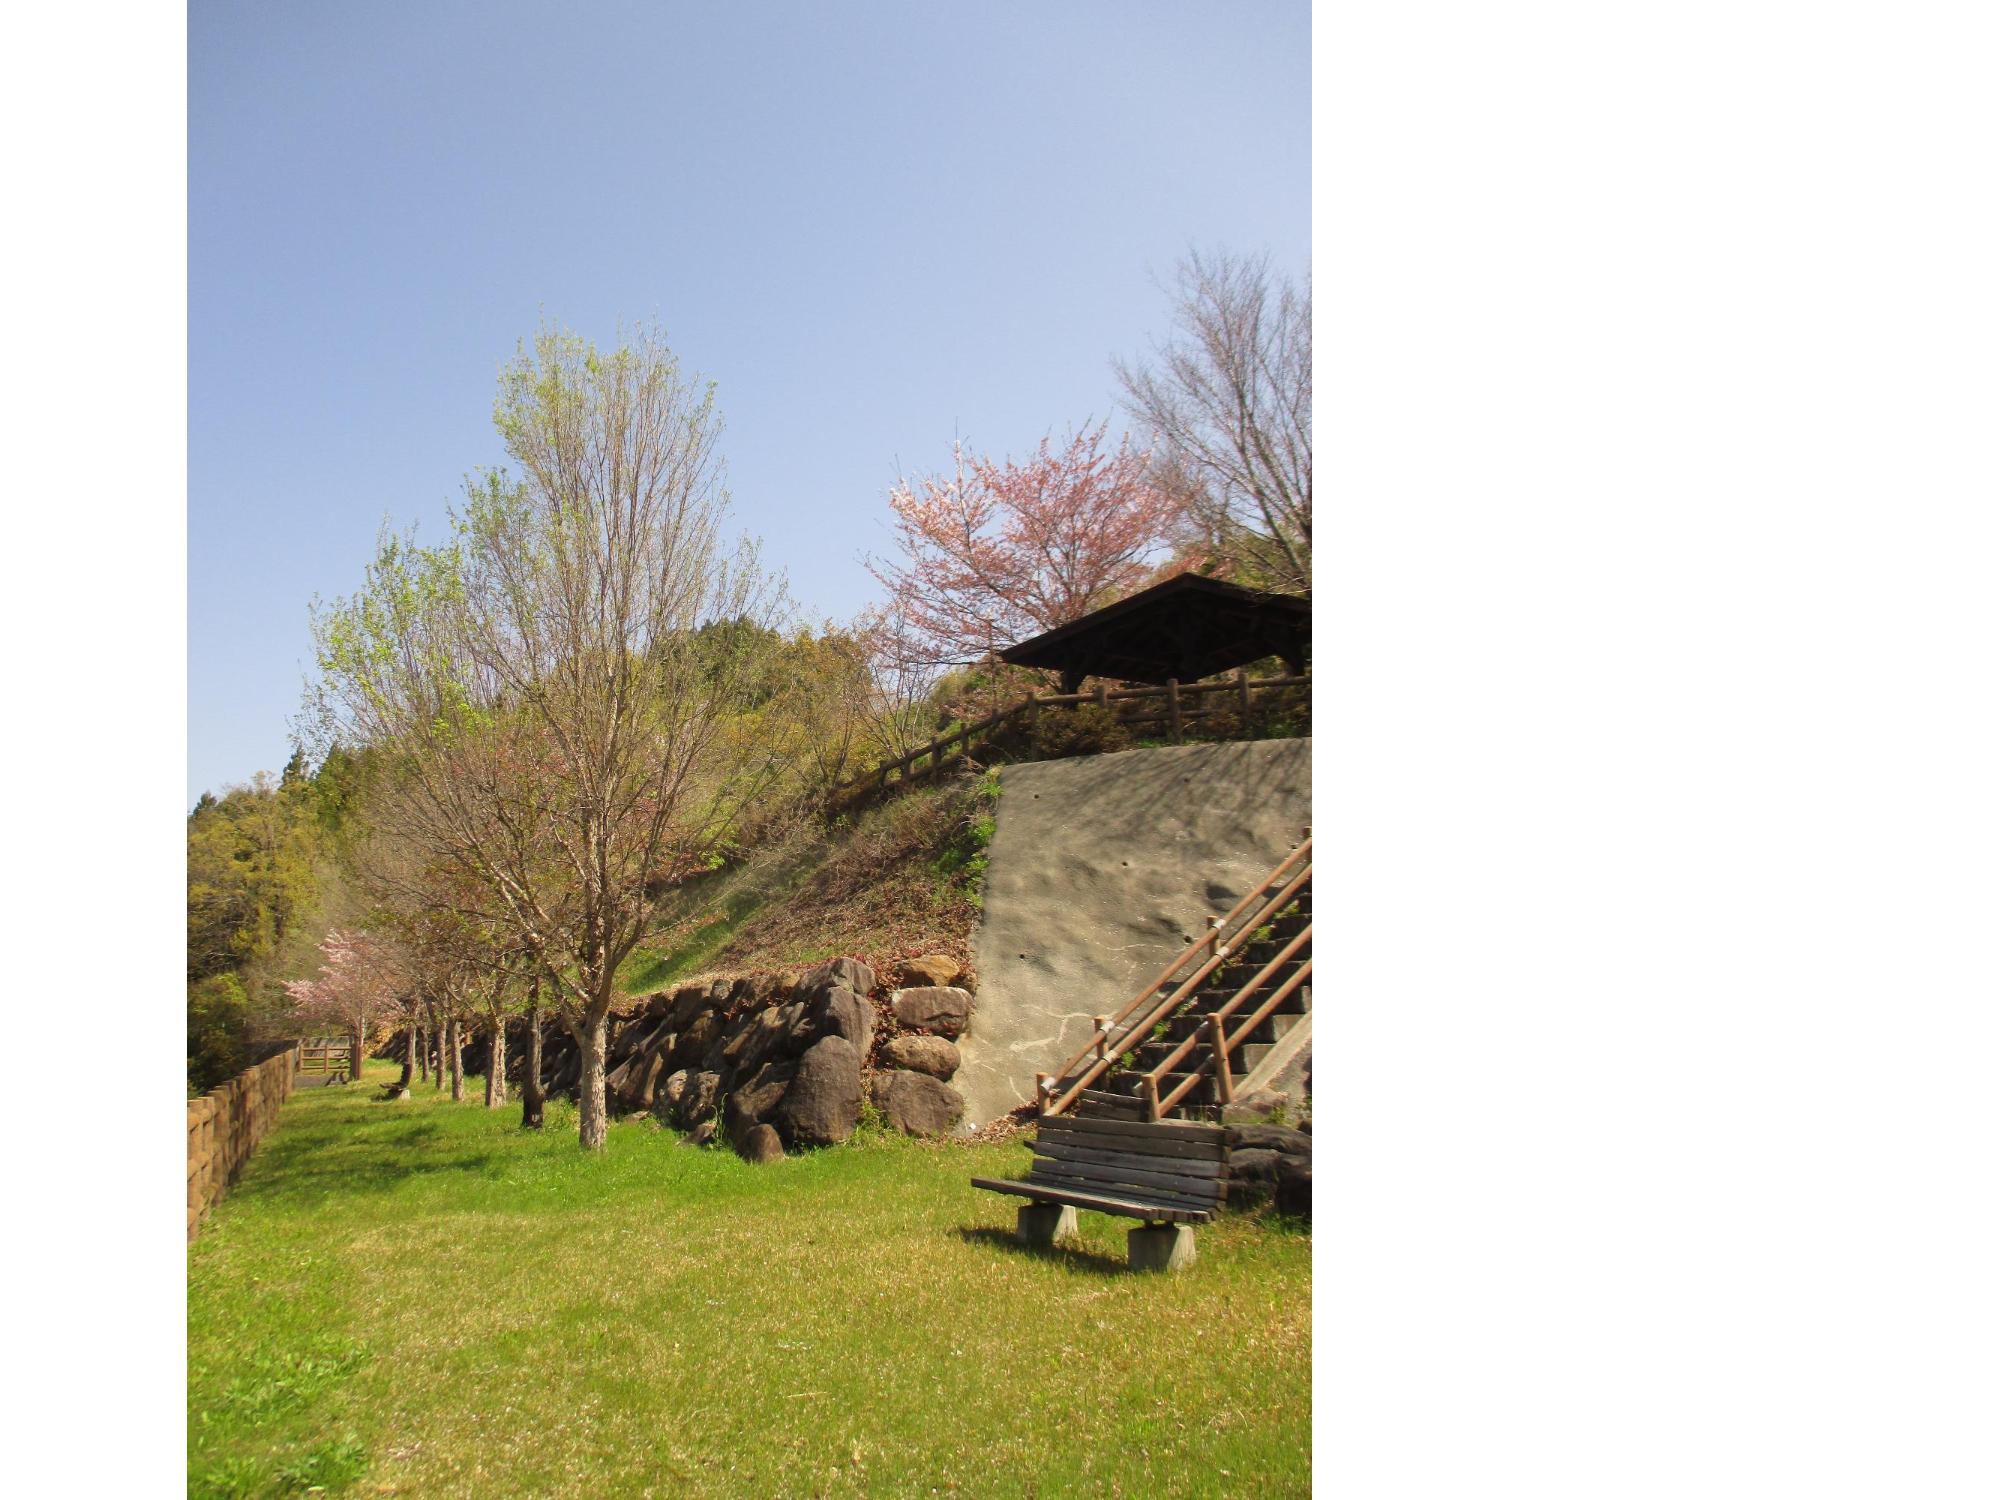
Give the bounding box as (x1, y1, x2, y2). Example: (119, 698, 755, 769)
(1030, 703, 1132, 759)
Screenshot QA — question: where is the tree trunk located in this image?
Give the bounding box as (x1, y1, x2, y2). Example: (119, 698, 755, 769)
(484, 1015, 507, 1108)
(399, 1024, 415, 1088)
(578, 1009, 609, 1149)
(448, 1017, 465, 1101)
(348, 1025, 364, 1083)
(429, 1005, 444, 1090)
(416, 1022, 429, 1082)
(522, 1003, 545, 1130)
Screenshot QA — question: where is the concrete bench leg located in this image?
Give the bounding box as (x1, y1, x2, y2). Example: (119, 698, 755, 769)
(1017, 1202, 1080, 1250)
(1128, 1223, 1196, 1272)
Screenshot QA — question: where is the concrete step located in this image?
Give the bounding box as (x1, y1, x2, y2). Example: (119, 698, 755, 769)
(1133, 1038, 1275, 1074)
(1167, 1007, 1307, 1044)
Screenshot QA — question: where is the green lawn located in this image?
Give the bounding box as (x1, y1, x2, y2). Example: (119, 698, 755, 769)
(188, 1062, 1311, 1499)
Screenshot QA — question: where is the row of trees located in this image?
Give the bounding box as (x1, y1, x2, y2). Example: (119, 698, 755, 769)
(238, 248, 1309, 1144)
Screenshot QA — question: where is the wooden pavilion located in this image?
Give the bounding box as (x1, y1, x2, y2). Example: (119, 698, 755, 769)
(997, 573, 1310, 694)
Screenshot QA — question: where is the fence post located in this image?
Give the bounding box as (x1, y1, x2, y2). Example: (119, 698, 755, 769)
(1167, 678, 1182, 743)
(1094, 682, 1109, 713)
(1238, 668, 1252, 719)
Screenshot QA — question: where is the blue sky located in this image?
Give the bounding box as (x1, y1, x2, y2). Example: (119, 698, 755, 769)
(188, 0, 1309, 804)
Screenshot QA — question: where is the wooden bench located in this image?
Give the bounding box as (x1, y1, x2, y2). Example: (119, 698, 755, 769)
(972, 1114, 1226, 1271)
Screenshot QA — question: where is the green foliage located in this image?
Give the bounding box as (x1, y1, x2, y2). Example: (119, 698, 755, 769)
(186, 751, 369, 1093)
(1029, 702, 1132, 759)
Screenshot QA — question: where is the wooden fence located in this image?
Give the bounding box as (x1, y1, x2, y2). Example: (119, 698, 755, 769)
(829, 670, 1309, 813)
(187, 1042, 300, 1242)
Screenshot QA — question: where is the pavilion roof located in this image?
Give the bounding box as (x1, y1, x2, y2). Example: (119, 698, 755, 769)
(996, 573, 1310, 685)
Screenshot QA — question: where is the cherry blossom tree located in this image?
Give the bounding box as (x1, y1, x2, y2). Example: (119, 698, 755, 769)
(283, 928, 408, 1080)
(864, 421, 1183, 673)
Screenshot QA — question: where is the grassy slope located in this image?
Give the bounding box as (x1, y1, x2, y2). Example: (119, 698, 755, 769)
(615, 774, 996, 999)
(188, 1063, 1310, 1499)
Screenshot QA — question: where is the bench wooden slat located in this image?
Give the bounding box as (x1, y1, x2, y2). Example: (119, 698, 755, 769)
(1031, 1159, 1219, 1207)
(1035, 1121, 1227, 1161)
(969, 1177, 1211, 1224)
(1036, 1114, 1226, 1145)
(1032, 1141, 1226, 1179)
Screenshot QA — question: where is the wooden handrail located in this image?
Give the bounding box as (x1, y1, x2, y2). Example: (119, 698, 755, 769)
(1136, 925, 1313, 1087)
(1043, 844, 1312, 1116)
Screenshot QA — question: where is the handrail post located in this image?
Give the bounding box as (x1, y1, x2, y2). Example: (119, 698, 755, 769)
(1142, 1074, 1162, 1122)
(1167, 678, 1182, 743)
(1207, 1014, 1233, 1106)
(1093, 1016, 1110, 1065)
(1035, 1073, 1053, 1117)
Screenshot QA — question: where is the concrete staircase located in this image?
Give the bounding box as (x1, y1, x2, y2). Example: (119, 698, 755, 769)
(1071, 886, 1311, 1121)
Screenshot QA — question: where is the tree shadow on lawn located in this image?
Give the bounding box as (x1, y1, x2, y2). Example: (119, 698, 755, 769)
(222, 1118, 511, 1212)
(952, 1225, 1132, 1278)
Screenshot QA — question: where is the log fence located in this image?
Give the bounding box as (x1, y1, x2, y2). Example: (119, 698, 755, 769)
(828, 669, 1309, 813)
(187, 1042, 301, 1242)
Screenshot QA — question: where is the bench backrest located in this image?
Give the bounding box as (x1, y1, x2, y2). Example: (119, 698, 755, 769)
(1029, 1115, 1226, 1211)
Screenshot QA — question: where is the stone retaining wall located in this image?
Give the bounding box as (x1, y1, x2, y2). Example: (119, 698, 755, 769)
(380, 953, 987, 1160)
(187, 1043, 300, 1241)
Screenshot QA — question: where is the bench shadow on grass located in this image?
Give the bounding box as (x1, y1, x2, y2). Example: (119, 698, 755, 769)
(952, 1225, 1132, 1277)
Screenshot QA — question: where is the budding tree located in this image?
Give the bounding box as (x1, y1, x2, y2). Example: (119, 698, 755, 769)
(306, 323, 791, 1148)
(1115, 249, 1311, 593)
(863, 421, 1182, 674)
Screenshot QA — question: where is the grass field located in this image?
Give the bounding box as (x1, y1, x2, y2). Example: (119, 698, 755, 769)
(188, 1062, 1311, 1498)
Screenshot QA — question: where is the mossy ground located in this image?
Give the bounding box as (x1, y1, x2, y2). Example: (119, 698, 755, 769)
(188, 1062, 1311, 1498)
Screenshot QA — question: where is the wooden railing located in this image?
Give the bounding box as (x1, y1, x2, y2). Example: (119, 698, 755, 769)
(828, 670, 1309, 812)
(1037, 835, 1313, 1119)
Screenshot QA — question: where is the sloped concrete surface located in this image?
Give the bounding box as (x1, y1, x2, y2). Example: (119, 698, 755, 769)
(957, 738, 1312, 1129)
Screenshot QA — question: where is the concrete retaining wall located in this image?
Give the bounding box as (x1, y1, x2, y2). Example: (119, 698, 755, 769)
(958, 738, 1312, 1128)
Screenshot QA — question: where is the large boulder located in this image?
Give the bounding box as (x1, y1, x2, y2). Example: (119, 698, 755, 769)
(667, 985, 713, 1031)
(1276, 1156, 1311, 1218)
(774, 1035, 863, 1147)
(812, 985, 874, 1050)
(870, 1069, 965, 1137)
(736, 1123, 784, 1163)
(890, 986, 973, 1038)
(724, 1058, 798, 1145)
(724, 1006, 791, 1077)
(673, 1012, 722, 1071)
(895, 954, 963, 989)
(679, 1070, 722, 1126)
(628, 1052, 667, 1111)
(881, 1034, 959, 1080)
(799, 957, 875, 1001)
(1224, 1124, 1311, 1155)
(657, 1068, 691, 1117)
